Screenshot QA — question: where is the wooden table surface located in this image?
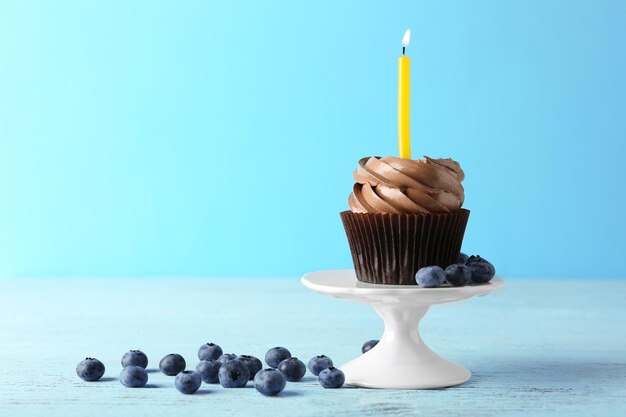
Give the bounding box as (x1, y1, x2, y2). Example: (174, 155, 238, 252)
(0, 277, 625, 417)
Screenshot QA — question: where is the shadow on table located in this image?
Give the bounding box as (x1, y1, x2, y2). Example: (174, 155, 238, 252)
(194, 389, 212, 395)
(279, 391, 303, 397)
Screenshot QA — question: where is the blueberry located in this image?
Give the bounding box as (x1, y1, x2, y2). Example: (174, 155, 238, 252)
(159, 354, 186, 376)
(236, 355, 263, 379)
(265, 347, 291, 368)
(458, 252, 469, 264)
(445, 264, 471, 287)
(318, 367, 345, 388)
(277, 357, 306, 382)
(218, 359, 250, 388)
(198, 342, 223, 361)
(216, 353, 237, 365)
(466, 255, 496, 283)
(415, 266, 446, 287)
(307, 355, 334, 376)
(361, 340, 379, 354)
(196, 360, 222, 384)
(175, 370, 202, 394)
(254, 368, 286, 396)
(119, 365, 148, 388)
(76, 357, 105, 382)
(121, 350, 148, 369)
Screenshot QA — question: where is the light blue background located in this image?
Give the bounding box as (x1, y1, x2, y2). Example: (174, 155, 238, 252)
(1, 1, 625, 279)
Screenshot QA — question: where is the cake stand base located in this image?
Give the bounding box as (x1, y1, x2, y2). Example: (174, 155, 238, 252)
(301, 270, 503, 389)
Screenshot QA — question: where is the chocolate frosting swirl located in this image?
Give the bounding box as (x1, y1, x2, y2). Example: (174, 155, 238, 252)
(348, 156, 465, 214)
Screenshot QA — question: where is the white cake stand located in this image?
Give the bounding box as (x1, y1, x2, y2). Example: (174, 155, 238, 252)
(301, 269, 503, 389)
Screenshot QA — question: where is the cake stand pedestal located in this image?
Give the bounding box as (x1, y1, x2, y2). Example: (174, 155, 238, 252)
(301, 270, 503, 389)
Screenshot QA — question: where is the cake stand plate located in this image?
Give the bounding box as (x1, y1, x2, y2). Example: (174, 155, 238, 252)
(301, 270, 504, 389)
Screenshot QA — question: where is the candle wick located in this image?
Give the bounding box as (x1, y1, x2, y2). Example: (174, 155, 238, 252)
(402, 46, 405, 55)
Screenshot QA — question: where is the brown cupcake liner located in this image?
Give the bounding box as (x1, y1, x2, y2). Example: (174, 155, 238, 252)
(340, 209, 470, 285)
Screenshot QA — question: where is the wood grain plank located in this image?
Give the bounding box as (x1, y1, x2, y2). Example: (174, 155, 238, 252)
(0, 278, 624, 417)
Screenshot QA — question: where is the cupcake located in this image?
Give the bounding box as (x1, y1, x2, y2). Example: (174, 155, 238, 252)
(341, 156, 469, 285)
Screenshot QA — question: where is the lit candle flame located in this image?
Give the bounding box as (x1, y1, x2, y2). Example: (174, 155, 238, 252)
(402, 29, 411, 47)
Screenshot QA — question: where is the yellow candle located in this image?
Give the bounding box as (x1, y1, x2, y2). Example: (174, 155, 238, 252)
(398, 29, 411, 159)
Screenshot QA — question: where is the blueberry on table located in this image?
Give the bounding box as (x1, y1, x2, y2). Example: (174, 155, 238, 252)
(159, 354, 186, 376)
(254, 368, 286, 396)
(76, 357, 105, 382)
(318, 367, 345, 388)
(175, 370, 202, 394)
(119, 365, 148, 388)
(218, 360, 250, 388)
(445, 264, 471, 287)
(216, 353, 237, 365)
(415, 266, 446, 287)
(265, 347, 291, 368)
(458, 252, 469, 264)
(121, 350, 148, 369)
(277, 357, 306, 382)
(308, 355, 334, 376)
(361, 340, 379, 354)
(198, 342, 223, 361)
(466, 255, 496, 283)
(196, 360, 222, 384)
(236, 355, 263, 379)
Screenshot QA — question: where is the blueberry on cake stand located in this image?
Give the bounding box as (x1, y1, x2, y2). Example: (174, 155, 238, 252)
(301, 269, 503, 389)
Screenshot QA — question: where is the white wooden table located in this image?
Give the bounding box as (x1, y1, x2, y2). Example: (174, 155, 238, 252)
(0, 277, 624, 416)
